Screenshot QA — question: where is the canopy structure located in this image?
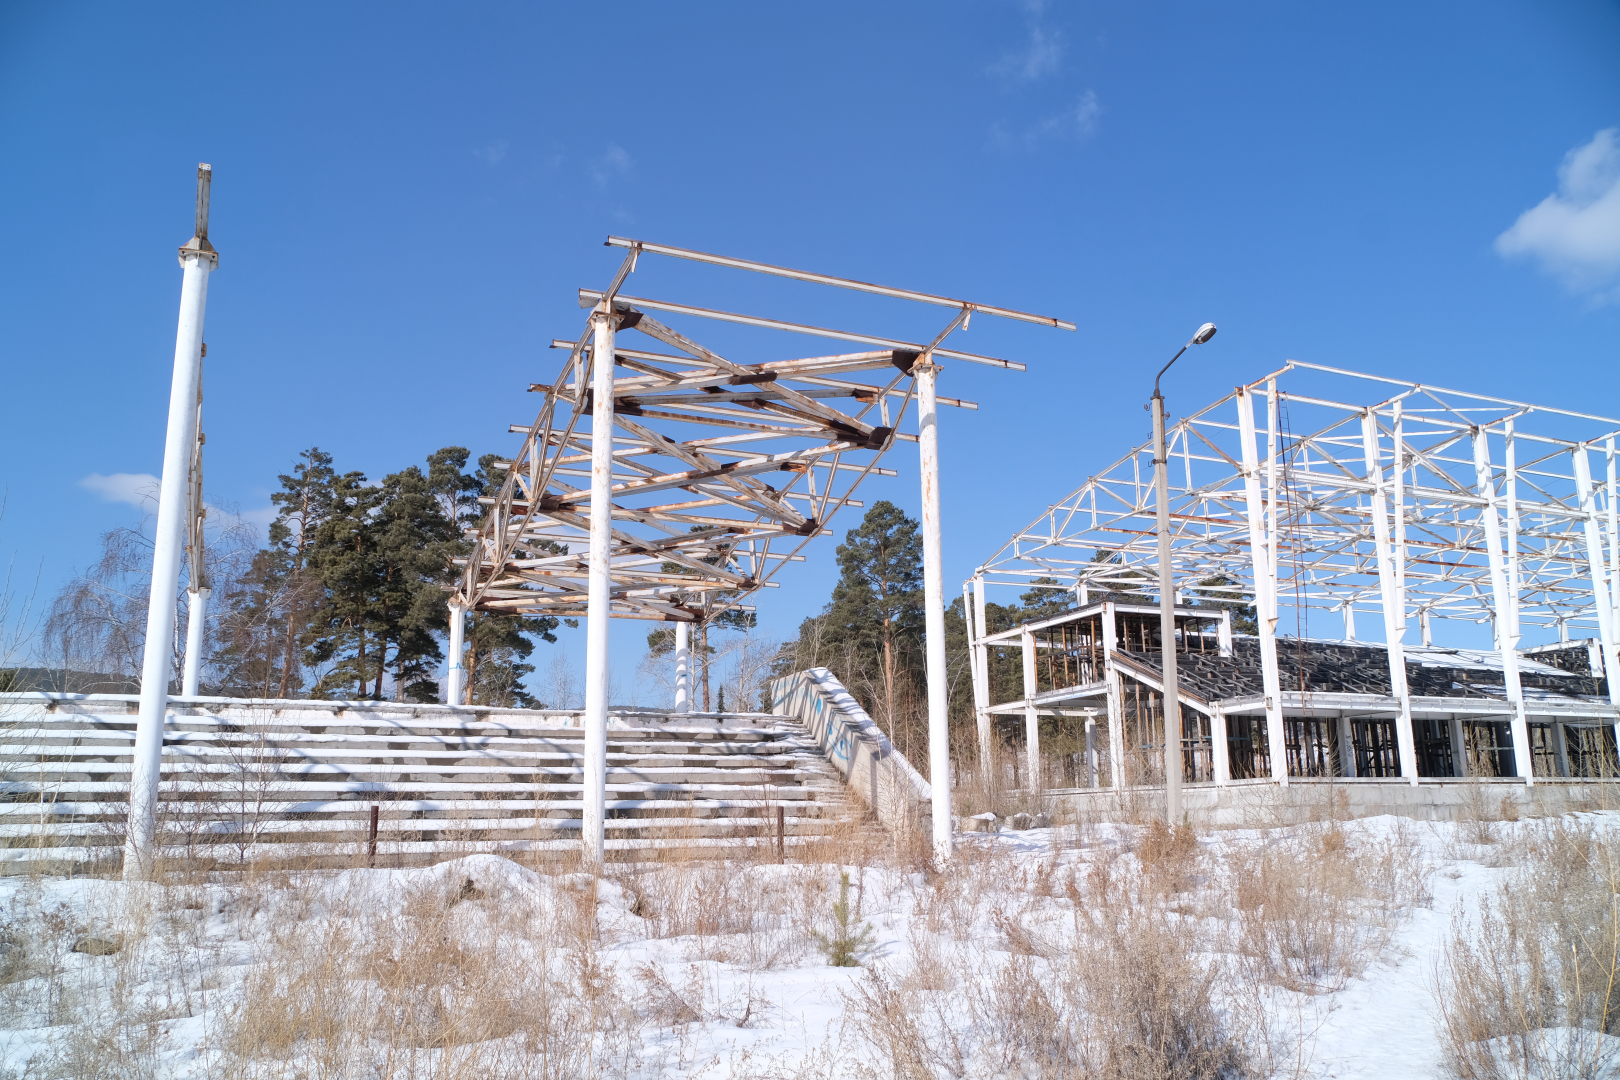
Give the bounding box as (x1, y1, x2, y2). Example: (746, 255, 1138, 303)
(451, 236, 1072, 864)
(967, 362, 1620, 788)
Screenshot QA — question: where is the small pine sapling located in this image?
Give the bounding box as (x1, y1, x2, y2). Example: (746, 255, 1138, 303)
(813, 871, 875, 967)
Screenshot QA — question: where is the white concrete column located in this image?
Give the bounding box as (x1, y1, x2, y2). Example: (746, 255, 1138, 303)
(1237, 386, 1288, 784)
(967, 578, 992, 783)
(1102, 602, 1126, 791)
(1473, 428, 1533, 783)
(1085, 714, 1099, 788)
(1021, 628, 1041, 797)
(126, 166, 218, 881)
(1361, 409, 1420, 784)
(1342, 602, 1356, 642)
(582, 309, 617, 868)
(1211, 706, 1232, 786)
(917, 360, 953, 862)
(181, 588, 210, 697)
(673, 620, 691, 713)
(446, 602, 467, 705)
(1338, 714, 1357, 777)
(1448, 716, 1468, 777)
(1573, 447, 1620, 749)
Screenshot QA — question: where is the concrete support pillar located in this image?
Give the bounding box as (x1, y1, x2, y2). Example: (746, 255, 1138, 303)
(917, 361, 953, 862)
(1237, 386, 1288, 784)
(181, 587, 209, 697)
(1573, 446, 1620, 749)
(446, 602, 466, 705)
(126, 165, 217, 881)
(1021, 628, 1041, 798)
(1152, 392, 1183, 820)
(1361, 408, 1420, 785)
(1212, 706, 1232, 786)
(582, 309, 617, 869)
(969, 577, 993, 792)
(1448, 716, 1468, 777)
(1474, 428, 1533, 783)
(1553, 722, 1572, 778)
(673, 620, 691, 713)
(1085, 715, 1099, 788)
(1343, 602, 1356, 642)
(1102, 602, 1126, 791)
(1337, 714, 1357, 777)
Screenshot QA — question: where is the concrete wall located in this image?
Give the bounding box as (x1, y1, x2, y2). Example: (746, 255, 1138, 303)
(770, 668, 932, 834)
(1047, 775, 1620, 828)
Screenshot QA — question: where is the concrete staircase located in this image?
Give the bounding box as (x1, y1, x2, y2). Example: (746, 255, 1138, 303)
(0, 694, 865, 873)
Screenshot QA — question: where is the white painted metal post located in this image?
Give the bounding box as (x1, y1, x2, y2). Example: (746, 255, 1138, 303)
(1572, 448, 1620, 747)
(673, 620, 691, 713)
(582, 309, 617, 868)
(1020, 628, 1041, 798)
(1152, 393, 1183, 822)
(446, 602, 466, 705)
(1361, 410, 1420, 784)
(917, 361, 953, 861)
(1473, 428, 1533, 783)
(181, 588, 209, 697)
(1085, 714, 1099, 788)
(1342, 602, 1356, 642)
(126, 164, 217, 881)
(1237, 387, 1288, 784)
(967, 579, 991, 776)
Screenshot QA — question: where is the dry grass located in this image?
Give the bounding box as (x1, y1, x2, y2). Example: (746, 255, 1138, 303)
(1436, 817, 1620, 1080)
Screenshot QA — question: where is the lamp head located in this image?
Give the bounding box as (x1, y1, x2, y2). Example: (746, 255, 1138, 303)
(1192, 322, 1217, 345)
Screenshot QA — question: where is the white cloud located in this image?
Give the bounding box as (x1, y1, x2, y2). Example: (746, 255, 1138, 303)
(589, 144, 632, 187)
(80, 473, 160, 510)
(990, 0, 1065, 82)
(991, 90, 1103, 149)
(475, 140, 509, 167)
(1496, 128, 1620, 300)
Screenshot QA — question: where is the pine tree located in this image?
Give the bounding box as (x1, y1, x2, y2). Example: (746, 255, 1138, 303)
(267, 449, 338, 697)
(826, 501, 923, 730)
(305, 467, 385, 698)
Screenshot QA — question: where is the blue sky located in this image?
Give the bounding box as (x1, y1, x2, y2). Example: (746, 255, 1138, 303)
(3, 1, 1619, 698)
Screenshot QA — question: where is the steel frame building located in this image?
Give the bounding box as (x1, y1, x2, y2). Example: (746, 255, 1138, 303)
(966, 363, 1620, 791)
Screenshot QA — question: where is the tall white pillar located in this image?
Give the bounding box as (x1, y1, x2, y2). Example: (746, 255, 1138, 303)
(1152, 392, 1183, 821)
(446, 602, 466, 705)
(181, 588, 210, 697)
(126, 164, 217, 881)
(1102, 602, 1126, 791)
(673, 620, 691, 713)
(1362, 410, 1420, 783)
(1211, 706, 1232, 786)
(1237, 387, 1288, 784)
(1020, 628, 1042, 798)
(917, 360, 953, 862)
(971, 575, 993, 782)
(1473, 428, 1532, 782)
(1573, 447, 1620, 751)
(582, 309, 617, 868)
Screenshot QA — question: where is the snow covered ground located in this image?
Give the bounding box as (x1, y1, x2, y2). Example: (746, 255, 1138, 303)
(1, 811, 1615, 1079)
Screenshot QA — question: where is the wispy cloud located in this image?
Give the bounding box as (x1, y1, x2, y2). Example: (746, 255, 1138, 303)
(1496, 128, 1620, 302)
(589, 144, 632, 187)
(80, 473, 160, 510)
(991, 90, 1103, 149)
(475, 140, 509, 167)
(990, 0, 1065, 82)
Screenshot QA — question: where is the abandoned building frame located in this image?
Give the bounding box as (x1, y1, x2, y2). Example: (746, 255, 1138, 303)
(969, 363, 1620, 792)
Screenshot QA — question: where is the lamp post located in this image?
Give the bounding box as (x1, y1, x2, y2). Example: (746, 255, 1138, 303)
(1152, 322, 1216, 827)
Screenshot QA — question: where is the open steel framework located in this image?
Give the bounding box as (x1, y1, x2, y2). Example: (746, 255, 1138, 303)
(452, 238, 1072, 863)
(967, 362, 1620, 790)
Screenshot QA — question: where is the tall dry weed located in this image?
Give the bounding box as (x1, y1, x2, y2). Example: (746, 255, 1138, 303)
(1437, 817, 1620, 1080)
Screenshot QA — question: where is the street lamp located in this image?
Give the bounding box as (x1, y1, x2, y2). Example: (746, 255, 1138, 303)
(1152, 322, 1216, 826)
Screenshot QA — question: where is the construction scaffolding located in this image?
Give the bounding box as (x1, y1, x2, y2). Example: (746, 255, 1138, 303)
(967, 363, 1620, 791)
(453, 238, 1072, 862)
